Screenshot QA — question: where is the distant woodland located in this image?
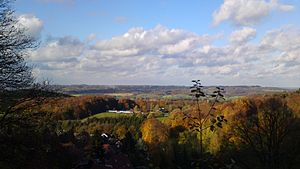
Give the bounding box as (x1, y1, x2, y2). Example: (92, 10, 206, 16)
(2, 90, 300, 169)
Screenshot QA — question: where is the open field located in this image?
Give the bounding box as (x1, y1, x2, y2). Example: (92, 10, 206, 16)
(81, 112, 167, 122)
(81, 112, 131, 121)
(70, 94, 83, 97)
(104, 93, 134, 97)
(156, 116, 167, 122)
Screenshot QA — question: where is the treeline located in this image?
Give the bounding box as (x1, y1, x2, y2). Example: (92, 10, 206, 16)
(22, 95, 193, 120)
(21, 92, 300, 123)
(23, 96, 136, 120)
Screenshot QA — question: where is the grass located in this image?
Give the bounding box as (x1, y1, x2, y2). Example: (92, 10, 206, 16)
(157, 116, 167, 122)
(104, 93, 134, 97)
(71, 94, 83, 97)
(81, 112, 169, 123)
(81, 112, 131, 122)
(162, 94, 192, 100)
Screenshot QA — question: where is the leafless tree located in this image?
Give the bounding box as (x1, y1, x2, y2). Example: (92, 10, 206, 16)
(0, 0, 38, 91)
(0, 0, 39, 124)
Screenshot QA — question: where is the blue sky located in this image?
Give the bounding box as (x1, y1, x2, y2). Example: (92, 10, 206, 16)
(16, 1, 225, 39)
(15, 0, 300, 87)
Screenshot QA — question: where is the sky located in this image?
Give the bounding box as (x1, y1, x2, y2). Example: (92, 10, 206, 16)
(14, 0, 300, 87)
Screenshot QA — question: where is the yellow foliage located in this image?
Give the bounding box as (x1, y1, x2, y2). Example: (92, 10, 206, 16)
(140, 118, 169, 144)
(164, 108, 189, 129)
(115, 124, 127, 139)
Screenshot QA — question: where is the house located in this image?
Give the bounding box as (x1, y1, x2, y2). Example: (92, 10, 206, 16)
(108, 110, 133, 114)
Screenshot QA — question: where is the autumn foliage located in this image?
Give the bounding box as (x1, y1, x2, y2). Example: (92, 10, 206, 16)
(21, 95, 136, 120)
(3, 90, 300, 169)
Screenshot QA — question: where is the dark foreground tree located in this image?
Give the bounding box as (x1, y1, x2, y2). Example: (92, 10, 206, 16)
(0, 2, 68, 167)
(0, 0, 37, 91)
(236, 97, 296, 169)
(0, 0, 39, 123)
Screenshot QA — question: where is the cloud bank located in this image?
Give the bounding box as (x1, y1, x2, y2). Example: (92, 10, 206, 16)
(18, 14, 43, 38)
(213, 0, 294, 26)
(29, 25, 300, 86)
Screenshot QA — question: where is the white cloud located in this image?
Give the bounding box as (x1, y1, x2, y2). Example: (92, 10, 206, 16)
(229, 27, 256, 44)
(159, 37, 201, 55)
(18, 14, 43, 38)
(213, 0, 294, 26)
(31, 25, 300, 87)
(86, 33, 97, 42)
(30, 36, 85, 64)
(261, 26, 300, 50)
(92, 25, 212, 56)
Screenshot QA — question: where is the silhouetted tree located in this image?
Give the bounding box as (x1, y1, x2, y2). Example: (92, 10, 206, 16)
(236, 97, 295, 169)
(184, 80, 227, 156)
(0, 0, 39, 124)
(0, 0, 37, 91)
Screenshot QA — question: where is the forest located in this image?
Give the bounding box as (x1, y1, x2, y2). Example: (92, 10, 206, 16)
(1, 86, 300, 169)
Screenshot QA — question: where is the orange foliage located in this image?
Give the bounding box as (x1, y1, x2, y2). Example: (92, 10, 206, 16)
(286, 92, 300, 117)
(25, 95, 136, 120)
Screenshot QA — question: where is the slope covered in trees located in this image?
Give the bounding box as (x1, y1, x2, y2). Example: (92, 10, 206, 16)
(19, 95, 136, 120)
(7, 90, 299, 169)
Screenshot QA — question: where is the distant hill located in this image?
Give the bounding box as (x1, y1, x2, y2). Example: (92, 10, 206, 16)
(53, 85, 294, 98)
